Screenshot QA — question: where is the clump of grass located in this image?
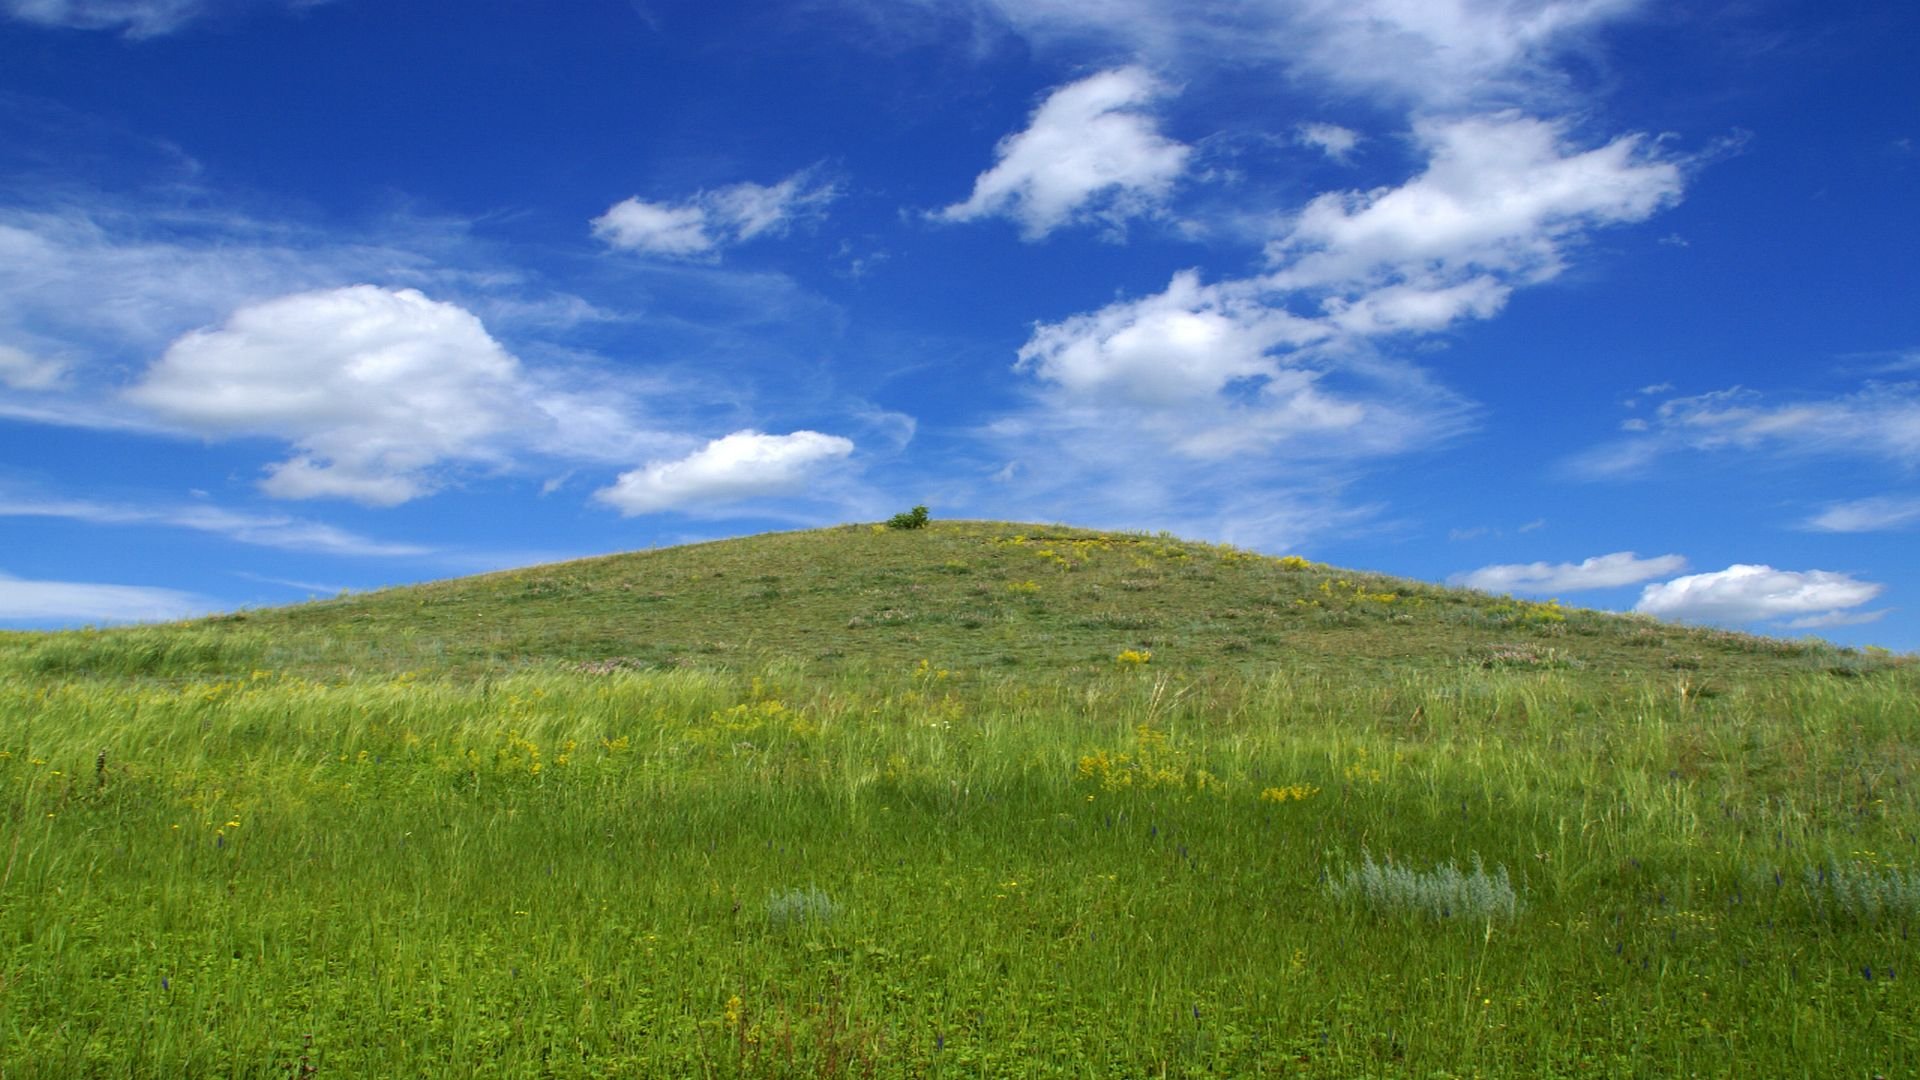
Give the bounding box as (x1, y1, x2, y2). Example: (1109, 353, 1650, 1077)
(766, 886, 842, 932)
(1330, 851, 1519, 921)
(1478, 644, 1576, 670)
(1799, 862, 1920, 922)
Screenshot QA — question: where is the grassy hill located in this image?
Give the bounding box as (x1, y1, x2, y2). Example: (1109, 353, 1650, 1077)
(1, 522, 1914, 1077)
(5, 520, 1891, 683)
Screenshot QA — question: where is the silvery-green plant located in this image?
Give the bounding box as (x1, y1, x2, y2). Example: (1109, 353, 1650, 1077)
(1800, 862, 1920, 921)
(1330, 850, 1519, 921)
(765, 886, 842, 932)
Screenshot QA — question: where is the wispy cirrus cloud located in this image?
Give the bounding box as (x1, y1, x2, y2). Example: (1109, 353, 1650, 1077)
(0, 569, 213, 624)
(0, 494, 431, 556)
(1, 0, 330, 38)
(1450, 551, 1687, 593)
(1571, 383, 1920, 477)
(936, 66, 1191, 240)
(0, 343, 64, 390)
(1802, 495, 1920, 533)
(0, 204, 408, 358)
(867, 0, 1647, 112)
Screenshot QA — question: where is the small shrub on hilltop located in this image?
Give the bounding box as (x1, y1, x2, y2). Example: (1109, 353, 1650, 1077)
(886, 505, 930, 530)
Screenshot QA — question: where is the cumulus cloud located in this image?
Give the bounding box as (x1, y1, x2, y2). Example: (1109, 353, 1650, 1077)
(937, 67, 1191, 239)
(0, 207, 730, 506)
(995, 118, 1675, 471)
(841, 0, 1682, 549)
(0, 343, 65, 390)
(1297, 122, 1362, 162)
(0, 570, 212, 624)
(1270, 112, 1683, 294)
(1572, 383, 1920, 477)
(985, 107, 1678, 510)
(1008, 113, 1678, 424)
(1450, 551, 1687, 593)
(1017, 270, 1321, 410)
(1009, 268, 1473, 462)
(1634, 565, 1885, 627)
(1803, 496, 1920, 533)
(593, 169, 838, 259)
(0, 494, 431, 556)
(125, 285, 532, 506)
(594, 430, 855, 516)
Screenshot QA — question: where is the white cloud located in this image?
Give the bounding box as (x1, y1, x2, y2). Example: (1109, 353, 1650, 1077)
(0, 343, 65, 390)
(976, 109, 1680, 551)
(1280, 0, 1645, 110)
(1572, 383, 1920, 477)
(1803, 496, 1920, 533)
(1634, 565, 1885, 627)
(594, 430, 855, 516)
(0, 207, 738, 505)
(125, 285, 530, 506)
(1010, 268, 1469, 463)
(1, 0, 328, 37)
(0, 208, 374, 353)
(1297, 122, 1362, 162)
(593, 169, 838, 259)
(937, 67, 1191, 239)
(1451, 551, 1688, 593)
(590, 201, 712, 258)
(1017, 270, 1324, 410)
(884, 0, 1646, 111)
(0, 570, 212, 624)
(1269, 113, 1683, 294)
(1319, 276, 1512, 336)
(0, 494, 432, 556)
(5, 0, 203, 35)
(985, 108, 1678, 508)
(1782, 608, 1889, 631)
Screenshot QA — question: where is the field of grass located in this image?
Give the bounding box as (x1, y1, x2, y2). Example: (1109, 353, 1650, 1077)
(2, 522, 1915, 1076)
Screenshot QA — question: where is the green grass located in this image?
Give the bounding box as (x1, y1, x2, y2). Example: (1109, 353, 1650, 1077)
(4, 521, 1884, 686)
(1, 521, 1915, 1075)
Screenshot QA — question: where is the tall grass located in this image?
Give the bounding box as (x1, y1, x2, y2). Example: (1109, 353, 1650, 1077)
(0, 625, 270, 678)
(2, 658, 1915, 1075)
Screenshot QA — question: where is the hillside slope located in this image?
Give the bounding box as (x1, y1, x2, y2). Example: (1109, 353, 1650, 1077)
(6, 520, 1888, 683)
(2, 520, 1915, 1075)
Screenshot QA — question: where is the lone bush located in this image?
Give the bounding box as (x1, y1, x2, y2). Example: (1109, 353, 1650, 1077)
(887, 505, 930, 530)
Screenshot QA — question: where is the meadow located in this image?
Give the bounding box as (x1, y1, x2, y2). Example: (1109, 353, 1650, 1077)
(1, 522, 1914, 1076)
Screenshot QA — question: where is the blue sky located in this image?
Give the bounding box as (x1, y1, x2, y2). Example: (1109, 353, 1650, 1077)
(1, 0, 1915, 648)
